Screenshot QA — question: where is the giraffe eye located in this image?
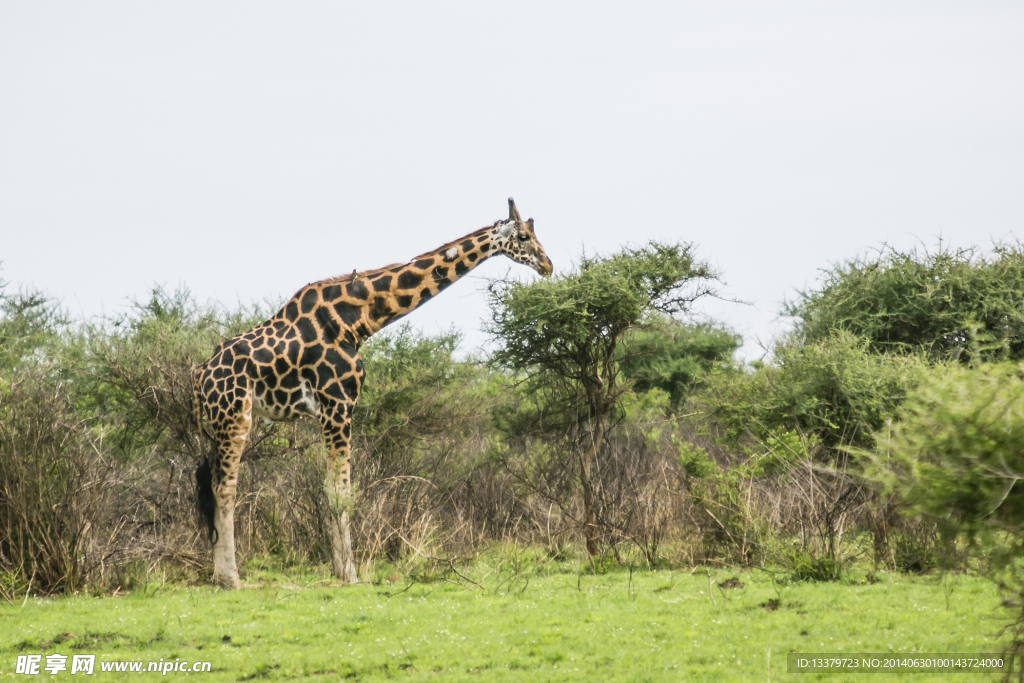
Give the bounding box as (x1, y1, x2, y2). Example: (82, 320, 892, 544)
(517, 233, 529, 242)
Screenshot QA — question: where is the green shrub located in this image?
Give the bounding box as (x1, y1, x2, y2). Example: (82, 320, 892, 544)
(866, 360, 1024, 658)
(700, 331, 924, 458)
(618, 320, 739, 409)
(677, 441, 716, 480)
(676, 441, 767, 564)
(869, 361, 1024, 552)
(786, 549, 844, 582)
(0, 283, 66, 374)
(355, 324, 488, 465)
(790, 242, 1024, 363)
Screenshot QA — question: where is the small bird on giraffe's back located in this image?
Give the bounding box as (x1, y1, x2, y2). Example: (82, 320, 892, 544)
(191, 198, 552, 589)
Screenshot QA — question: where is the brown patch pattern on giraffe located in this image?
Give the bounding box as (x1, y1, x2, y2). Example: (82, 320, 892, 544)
(193, 199, 552, 588)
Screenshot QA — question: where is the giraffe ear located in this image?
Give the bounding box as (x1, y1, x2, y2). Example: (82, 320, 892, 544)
(508, 198, 522, 223)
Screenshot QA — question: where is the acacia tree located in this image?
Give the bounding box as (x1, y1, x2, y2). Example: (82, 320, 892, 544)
(487, 242, 719, 555)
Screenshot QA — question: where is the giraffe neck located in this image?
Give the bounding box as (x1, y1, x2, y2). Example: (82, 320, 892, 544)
(281, 223, 506, 348)
(361, 224, 503, 335)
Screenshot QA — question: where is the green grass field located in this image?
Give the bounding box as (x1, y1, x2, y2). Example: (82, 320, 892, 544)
(0, 556, 1010, 682)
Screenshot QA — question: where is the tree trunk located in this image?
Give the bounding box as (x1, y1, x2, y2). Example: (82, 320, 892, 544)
(579, 417, 605, 556)
(872, 498, 898, 568)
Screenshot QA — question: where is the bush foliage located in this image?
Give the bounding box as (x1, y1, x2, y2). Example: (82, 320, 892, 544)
(790, 243, 1024, 362)
(702, 331, 924, 456)
(870, 361, 1024, 546)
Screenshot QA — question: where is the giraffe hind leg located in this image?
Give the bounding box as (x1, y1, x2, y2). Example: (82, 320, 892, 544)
(205, 381, 253, 590)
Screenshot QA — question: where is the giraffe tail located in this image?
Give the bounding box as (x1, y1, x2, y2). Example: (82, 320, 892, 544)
(195, 459, 217, 546)
(192, 366, 207, 454)
(192, 366, 218, 545)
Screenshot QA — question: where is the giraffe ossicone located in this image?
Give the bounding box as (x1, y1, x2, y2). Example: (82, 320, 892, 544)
(192, 198, 552, 589)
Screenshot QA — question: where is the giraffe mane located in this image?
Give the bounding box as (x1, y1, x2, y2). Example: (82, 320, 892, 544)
(320, 221, 503, 286)
(322, 262, 404, 284)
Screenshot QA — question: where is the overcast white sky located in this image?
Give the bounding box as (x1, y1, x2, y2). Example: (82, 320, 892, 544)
(1, 2, 1021, 361)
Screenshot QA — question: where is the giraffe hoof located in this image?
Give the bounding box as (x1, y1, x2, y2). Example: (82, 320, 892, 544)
(214, 573, 241, 590)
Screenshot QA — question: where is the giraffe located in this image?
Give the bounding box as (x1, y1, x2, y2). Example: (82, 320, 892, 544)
(192, 199, 552, 589)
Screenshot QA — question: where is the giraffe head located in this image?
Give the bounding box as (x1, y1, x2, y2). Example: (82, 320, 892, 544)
(493, 198, 554, 277)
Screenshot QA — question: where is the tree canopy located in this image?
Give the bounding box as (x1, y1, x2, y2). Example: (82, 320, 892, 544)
(789, 243, 1024, 363)
(488, 242, 719, 404)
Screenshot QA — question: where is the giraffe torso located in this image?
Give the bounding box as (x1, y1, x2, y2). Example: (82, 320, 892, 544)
(196, 283, 369, 432)
(196, 261, 453, 449)
(195, 221, 537, 430)
(200, 320, 363, 425)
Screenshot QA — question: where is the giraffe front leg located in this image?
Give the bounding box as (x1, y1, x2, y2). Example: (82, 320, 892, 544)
(325, 450, 358, 584)
(320, 407, 358, 584)
(211, 482, 241, 590)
